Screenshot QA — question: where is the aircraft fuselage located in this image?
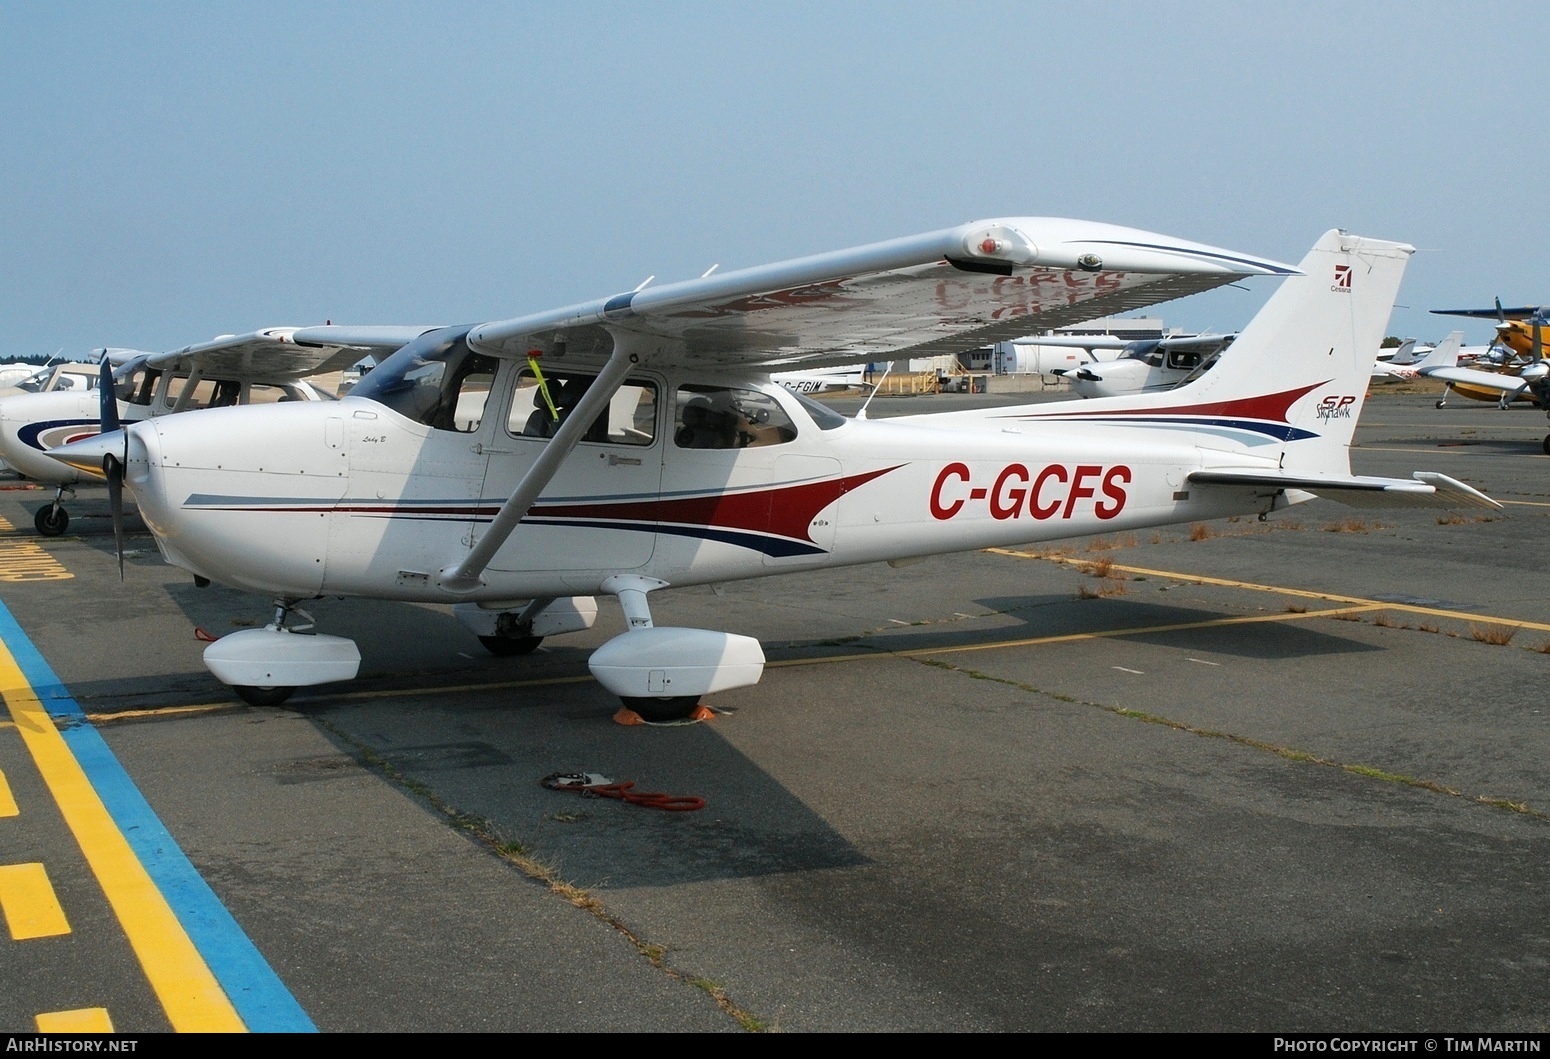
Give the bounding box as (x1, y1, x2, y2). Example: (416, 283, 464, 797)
(126, 376, 1275, 602)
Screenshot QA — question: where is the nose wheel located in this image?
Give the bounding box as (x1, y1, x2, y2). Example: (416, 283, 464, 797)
(233, 685, 295, 707)
(34, 487, 76, 537)
(478, 634, 544, 656)
(34, 504, 69, 537)
(203, 599, 361, 707)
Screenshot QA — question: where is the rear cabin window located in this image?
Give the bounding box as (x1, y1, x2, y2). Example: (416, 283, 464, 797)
(673, 385, 797, 449)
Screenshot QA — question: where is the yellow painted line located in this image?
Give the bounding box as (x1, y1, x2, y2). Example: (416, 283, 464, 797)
(36, 1008, 114, 1033)
(990, 549, 1550, 634)
(0, 538, 72, 582)
(0, 645, 245, 1031)
(0, 768, 16, 816)
(0, 862, 71, 939)
(84, 702, 240, 724)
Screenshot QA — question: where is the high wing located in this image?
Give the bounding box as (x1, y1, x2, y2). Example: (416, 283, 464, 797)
(1431, 305, 1542, 321)
(1188, 469, 1501, 510)
(466, 218, 1297, 371)
(1419, 341, 1542, 398)
(144, 325, 442, 380)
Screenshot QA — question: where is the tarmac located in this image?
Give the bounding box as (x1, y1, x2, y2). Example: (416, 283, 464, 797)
(1, 389, 1547, 1033)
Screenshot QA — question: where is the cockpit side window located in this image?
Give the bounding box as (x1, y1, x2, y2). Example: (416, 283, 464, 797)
(506, 370, 657, 446)
(114, 366, 163, 406)
(673, 385, 797, 449)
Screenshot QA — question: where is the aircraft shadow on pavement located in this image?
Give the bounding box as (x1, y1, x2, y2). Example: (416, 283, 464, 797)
(110, 583, 876, 888)
(802, 594, 1387, 662)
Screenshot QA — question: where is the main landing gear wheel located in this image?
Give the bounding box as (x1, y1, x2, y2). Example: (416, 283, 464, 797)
(620, 696, 703, 723)
(34, 505, 68, 537)
(1542, 434, 1550, 456)
(1435, 399, 1447, 409)
(233, 685, 296, 707)
(478, 634, 544, 657)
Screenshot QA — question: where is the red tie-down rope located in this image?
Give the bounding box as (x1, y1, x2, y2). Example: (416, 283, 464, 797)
(541, 772, 704, 812)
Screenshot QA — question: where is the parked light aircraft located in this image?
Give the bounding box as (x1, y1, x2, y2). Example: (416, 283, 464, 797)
(0, 357, 123, 400)
(0, 326, 434, 535)
(1053, 332, 1237, 397)
(1407, 328, 1550, 451)
(51, 219, 1497, 719)
(0, 354, 154, 475)
(1432, 303, 1547, 359)
(771, 365, 870, 394)
(1371, 332, 1461, 383)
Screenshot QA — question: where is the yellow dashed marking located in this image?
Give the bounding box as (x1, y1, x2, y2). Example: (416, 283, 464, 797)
(0, 862, 71, 939)
(0, 645, 244, 1030)
(36, 1007, 114, 1033)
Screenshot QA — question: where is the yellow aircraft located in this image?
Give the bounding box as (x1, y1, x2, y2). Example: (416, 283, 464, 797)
(1428, 302, 1545, 406)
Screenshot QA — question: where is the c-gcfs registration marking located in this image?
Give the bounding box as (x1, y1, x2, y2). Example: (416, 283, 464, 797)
(930, 462, 1131, 521)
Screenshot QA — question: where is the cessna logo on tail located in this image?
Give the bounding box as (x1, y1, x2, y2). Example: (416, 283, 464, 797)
(1332, 264, 1352, 292)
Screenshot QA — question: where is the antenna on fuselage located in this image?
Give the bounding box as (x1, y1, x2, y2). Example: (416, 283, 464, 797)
(855, 361, 894, 421)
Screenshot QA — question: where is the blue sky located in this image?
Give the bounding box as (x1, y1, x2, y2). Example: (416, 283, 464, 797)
(2, 1, 1542, 357)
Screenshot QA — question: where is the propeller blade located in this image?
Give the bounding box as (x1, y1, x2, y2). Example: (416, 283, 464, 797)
(98, 354, 121, 433)
(104, 453, 125, 580)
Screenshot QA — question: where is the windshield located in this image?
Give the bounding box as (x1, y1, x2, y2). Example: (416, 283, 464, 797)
(348, 326, 497, 430)
(16, 367, 55, 393)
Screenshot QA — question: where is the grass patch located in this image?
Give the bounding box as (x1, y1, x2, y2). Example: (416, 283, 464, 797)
(1076, 579, 1126, 600)
(1470, 623, 1518, 646)
(1188, 523, 1213, 541)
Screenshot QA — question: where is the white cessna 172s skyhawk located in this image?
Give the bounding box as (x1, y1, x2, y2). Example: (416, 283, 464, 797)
(52, 218, 1499, 718)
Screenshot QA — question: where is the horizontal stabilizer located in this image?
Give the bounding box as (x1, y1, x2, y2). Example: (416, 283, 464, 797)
(1188, 468, 1501, 510)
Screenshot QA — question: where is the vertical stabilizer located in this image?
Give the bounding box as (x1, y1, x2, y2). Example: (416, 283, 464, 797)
(1179, 230, 1413, 474)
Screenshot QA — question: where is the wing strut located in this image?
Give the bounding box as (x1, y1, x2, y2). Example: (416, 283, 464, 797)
(437, 337, 641, 593)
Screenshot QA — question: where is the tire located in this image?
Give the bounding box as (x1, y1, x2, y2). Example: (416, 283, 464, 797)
(34, 505, 68, 537)
(233, 685, 296, 707)
(1435, 400, 1446, 409)
(1542, 435, 1550, 456)
(620, 695, 702, 722)
(478, 634, 543, 657)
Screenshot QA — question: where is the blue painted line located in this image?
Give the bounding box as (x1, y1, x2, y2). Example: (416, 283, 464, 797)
(0, 601, 316, 1032)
